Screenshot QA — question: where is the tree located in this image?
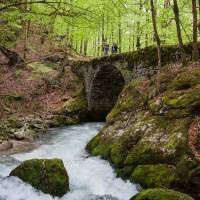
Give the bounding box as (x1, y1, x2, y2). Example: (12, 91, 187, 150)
(192, 0, 199, 61)
(173, 0, 186, 64)
(150, 0, 161, 68)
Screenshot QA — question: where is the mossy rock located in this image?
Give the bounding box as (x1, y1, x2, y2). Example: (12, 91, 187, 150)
(168, 68, 200, 91)
(63, 90, 87, 114)
(130, 164, 178, 188)
(10, 159, 69, 197)
(107, 80, 149, 121)
(124, 143, 166, 167)
(8, 117, 22, 129)
(3, 92, 23, 101)
(163, 87, 200, 111)
(48, 115, 78, 128)
(130, 188, 194, 200)
(110, 134, 136, 168)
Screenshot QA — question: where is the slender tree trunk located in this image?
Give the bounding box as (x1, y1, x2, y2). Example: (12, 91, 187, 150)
(132, 25, 135, 51)
(84, 38, 88, 56)
(164, 0, 170, 8)
(80, 38, 83, 54)
(173, 0, 186, 64)
(118, 11, 122, 53)
(192, 0, 199, 61)
(136, 0, 142, 49)
(129, 26, 132, 51)
(150, 0, 162, 68)
(102, 14, 105, 55)
(145, 9, 149, 47)
(94, 39, 97, 57)
(97, 33, 100, 56)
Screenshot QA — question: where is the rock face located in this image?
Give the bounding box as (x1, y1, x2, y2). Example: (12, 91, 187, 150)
(10, 159, 69, 197)
(130, 189, 194, 200)
(86, 65, 200, 198)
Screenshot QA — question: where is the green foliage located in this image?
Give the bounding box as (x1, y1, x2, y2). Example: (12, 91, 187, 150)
(0, 0, 197, 55)
(131, 188, 194, 200)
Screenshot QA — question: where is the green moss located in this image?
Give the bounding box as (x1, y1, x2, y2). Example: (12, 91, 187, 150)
(130, 164, 178, 188)
(124, 143, 166, 167)
(28, 62, 55, 74)
(48, 115, 78, 127)
(3, 92, 23, 101)
(86, 133, 101, 153)
(131, 188, 194, 200)
(175, 156, 200, 188)
(8, 116, 22, 128)
(63, 90, 87, 114)
(163, 87, 200, 111)
(169, 69, 200, 91)
(107, 80, 149, 121)
(91, 143, 111, 159)
(10, 159, 69, 197)
(116, 165, 134, 179)
(110, 135, 135, 167)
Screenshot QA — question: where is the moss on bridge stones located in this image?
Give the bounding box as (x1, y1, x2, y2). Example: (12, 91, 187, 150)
(86, 64, 200, 198)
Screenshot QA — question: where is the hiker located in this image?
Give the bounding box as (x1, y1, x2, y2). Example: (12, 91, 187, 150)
(104, 43, 110, 56)
(111, 43, 119, 54)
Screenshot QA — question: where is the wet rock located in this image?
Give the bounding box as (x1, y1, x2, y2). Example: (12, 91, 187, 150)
(130, 164, 178, 188)
(0, 140, 13, 151)
(87, 66, 200, 198)
(10, 158, 69, 197)
(130, 188, 194, 200)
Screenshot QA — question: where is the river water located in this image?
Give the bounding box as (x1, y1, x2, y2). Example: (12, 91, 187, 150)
(0, 123, 138, 200)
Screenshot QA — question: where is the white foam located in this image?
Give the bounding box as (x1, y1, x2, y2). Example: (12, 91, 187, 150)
(0, 123, 138, 200)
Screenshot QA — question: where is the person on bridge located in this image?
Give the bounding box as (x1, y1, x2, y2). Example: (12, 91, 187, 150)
(104, 43, 110, 56)
(111, 43, 119, 54)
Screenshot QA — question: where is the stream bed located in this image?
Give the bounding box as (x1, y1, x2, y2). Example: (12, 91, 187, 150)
(0, 123, 138, 200)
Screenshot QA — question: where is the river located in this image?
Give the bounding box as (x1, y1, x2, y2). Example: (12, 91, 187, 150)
(0, 123, 138, 200)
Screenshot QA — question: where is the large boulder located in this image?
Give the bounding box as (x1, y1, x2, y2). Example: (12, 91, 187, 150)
(130, 164, 178, 188)
(10, 158, 69, 197)
(130, 189, 194, 200)
(86, 65, 200, 198)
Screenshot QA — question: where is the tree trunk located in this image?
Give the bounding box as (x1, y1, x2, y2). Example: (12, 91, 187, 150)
(84, 38, 88, 56)
(118, 11, 122, 53)
(173, 0, 186, 64)
(145, 9, 149, 47)
(150, 0, 162, 68)
(101, 14, 105, 55)
(136, 0, 142, 49)
(97, 33, 100, 56)
(192, 0, 199, 61)
(164, 0, 170, 8)
(132, 25, 135, 51)
(80, 38, 83, 54)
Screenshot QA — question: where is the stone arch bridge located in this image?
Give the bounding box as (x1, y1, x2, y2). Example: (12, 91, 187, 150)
(72, 44, 194, 116)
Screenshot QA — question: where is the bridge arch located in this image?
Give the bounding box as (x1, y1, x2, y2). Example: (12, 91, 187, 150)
(88, 64, 125, 116)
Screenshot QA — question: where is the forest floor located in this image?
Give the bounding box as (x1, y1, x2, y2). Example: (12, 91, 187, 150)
(0, 34, 90, 154)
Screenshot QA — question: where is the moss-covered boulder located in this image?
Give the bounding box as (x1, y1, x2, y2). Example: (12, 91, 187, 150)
(63, 90, 87, 114)
(10, 159, 69, 197)
(48, 114, 78, 127)
(86, 65, 200, 198)
(130, 189, 194, 200)
(130, 164, 178, 188)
